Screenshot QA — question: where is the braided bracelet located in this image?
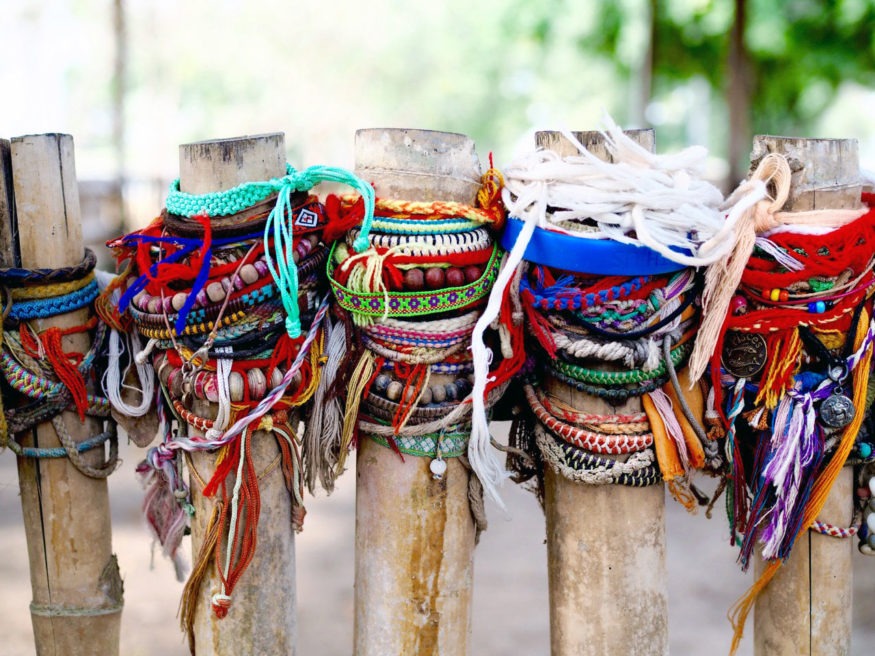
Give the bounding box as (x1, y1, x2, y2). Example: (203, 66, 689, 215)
(5, 279, 99, 322)
(546, 368, 668, 401)
(535, 425, 661, 487)
(346, 226, 493, 255)
(6, 428, 114, 459)
(553, 340, 692, 386)
(0, 248, 97, 287)
(525, 384, 653, 455)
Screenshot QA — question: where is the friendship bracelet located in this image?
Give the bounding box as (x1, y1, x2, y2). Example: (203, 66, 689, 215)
(0, 248, 97, 287)
(10, 272, 96, 301)
(365, 430, 469, 459)
(546, 368, 668, 401)
(5, 280, 99, 322)
(553, 340, 693, 386)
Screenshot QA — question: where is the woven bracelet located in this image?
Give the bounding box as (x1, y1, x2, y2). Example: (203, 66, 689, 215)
(553, 340, 692, 386)
(0, 248, 97, 287)
(7, 428, 114, 459)
(5, 280, 99, 322)
(330, 243, 500, 318)
(364, 430, 469, 459)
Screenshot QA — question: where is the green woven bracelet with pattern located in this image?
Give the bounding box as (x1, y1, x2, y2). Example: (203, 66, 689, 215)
(553, 340, 693, 385)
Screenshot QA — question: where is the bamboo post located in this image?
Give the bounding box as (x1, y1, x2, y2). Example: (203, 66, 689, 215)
(353, 128, 480, 656)
(751, 136, 861, 656)
(538, 130, 670, 656)
(179, 133, 298, 655)
(4, 134, 122, 656)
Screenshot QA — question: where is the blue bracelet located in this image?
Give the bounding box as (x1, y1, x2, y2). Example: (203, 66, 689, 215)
(501, 217, 689, 275)
(6, 280, 99, 321)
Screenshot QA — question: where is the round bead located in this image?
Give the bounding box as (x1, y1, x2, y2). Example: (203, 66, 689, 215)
(248, 368, 267, 400)
(779, 290, 789, 302)
(419, 386, 433, 405)
(869, 476, 875, 497)
(172, 292, 188, 312)
(229, 372, 245, 402)
(386, 381, 403, 401)
(730, 295, 747, 316)
(221, 277, 233, 293)
(206, 282, 226, 304)
(373, 374, 391, 394)
(254, 260, 269, 277)
(404, 268, 425, 291)
(456, 378, 472, 397)
(464, 266, 481, 284)
(195, 289, 208, 306)
(816, 300, 826, 314)
(203, 375, 219, 403)
(431, 384, 447, 403)
(307, 234, 320, 247)
(232, 274, 246, 291)
(769, 288, 781, 302)
(271, 368, 284, 389)
(430, 458, 447, 478)
(425, 267, 445, 289)
(445, 267, 465, 287)
(444, 383, 458, 401)
(402, 385, 418, 403)
(860, 442, 873, 458)
(239, 264, 259, 285)
(147, 297, 162, 314)
(762, 289, 772, 300)
(133, 291, 147, 310)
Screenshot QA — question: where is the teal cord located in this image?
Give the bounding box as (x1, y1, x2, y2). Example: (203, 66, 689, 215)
(258, 165, 375, 337)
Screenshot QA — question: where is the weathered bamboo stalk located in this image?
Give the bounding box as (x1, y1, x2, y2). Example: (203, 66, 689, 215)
(752, 136, 861, 656)
(4, 133, 122, 656)
(179, 133, 298, 655)
(538, 130, 669, 656)
(353, 128, 479, 656)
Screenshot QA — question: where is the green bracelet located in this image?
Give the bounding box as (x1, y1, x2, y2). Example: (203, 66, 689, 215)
(364, 429, 469, 458)
(553, 340, 693, 385)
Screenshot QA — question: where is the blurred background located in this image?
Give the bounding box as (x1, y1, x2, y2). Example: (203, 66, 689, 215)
(3, 1, 875, 654)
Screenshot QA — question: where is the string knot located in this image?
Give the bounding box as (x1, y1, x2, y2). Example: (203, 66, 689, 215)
(210, 593, 232, 618)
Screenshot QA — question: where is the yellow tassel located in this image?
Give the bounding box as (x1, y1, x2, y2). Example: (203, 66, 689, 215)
(335, 351, 376, 475)
(728, 308, 872, 655)
(179, 501, 223, 656)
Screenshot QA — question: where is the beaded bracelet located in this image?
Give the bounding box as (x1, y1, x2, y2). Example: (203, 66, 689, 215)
(330, 243, 500, 319)
(5, 279, 99, 322)
(553, 340, 692, 386)
(0, 248, 97, 287)
(346, 226, 493, 256)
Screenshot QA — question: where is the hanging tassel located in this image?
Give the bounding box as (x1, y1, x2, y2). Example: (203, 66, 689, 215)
(180, 500, 222, 655)
(689, 154, 792, 384)
(335, 350, 377, 475)
(304, 314, 347, 493)
(644, 390, 697, 511)
(662, 369, 706, 470)
(728, 308, 873, 654)
(755, 329, 801, 409)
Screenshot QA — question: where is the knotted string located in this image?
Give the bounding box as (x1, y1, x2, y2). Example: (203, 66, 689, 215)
(262, 165, 375, 337)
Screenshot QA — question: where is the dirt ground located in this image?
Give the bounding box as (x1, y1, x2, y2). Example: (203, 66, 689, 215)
(1, 433, 873, 655)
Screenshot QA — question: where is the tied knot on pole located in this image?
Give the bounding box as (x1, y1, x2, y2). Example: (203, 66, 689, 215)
(210, 592, 232, 619)
(688, 153, 792, 385)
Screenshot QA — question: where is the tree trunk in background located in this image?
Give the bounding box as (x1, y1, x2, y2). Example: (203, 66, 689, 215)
(112, 0, 126, 226)
(728, 0, 751, 187)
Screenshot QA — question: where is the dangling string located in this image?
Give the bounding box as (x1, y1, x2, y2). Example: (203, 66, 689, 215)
(262, 165, 374, 338)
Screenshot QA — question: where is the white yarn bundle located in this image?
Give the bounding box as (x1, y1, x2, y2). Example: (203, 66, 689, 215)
(469, 116, 729, 509)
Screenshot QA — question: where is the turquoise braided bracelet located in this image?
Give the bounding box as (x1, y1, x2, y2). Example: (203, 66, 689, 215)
(5, 280, 99, 321)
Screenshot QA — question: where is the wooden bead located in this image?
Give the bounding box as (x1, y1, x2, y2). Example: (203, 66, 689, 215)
(172, 292, 188, 311)
(146, 297, 162, 314)
(374, 374, 391, 393)
(239, 263, 259, 285)
(229, 372, 245, 402)
(463, 265, 481, 283)
(271, 368, 284, 388)
(203, 375, 219, 403)
(248, 368, 267, 400)
(386, 381, 403, 401)
(404, 268, 425, 291)
(431, 384, 446, 403)
(132, 291, 147, 310)
(445, 267, 465, 287)
(419, 386, 433, 405)
(425, 267, 445, 289)
(403, 386, 417, 403)
(206, 281, 226, 303)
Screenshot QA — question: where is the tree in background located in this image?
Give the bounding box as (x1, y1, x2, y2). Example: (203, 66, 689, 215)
(540, 0, 875, 185)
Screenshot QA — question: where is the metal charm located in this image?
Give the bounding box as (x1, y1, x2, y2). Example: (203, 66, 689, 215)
(820, 391, 856, 429)
(430, 457, 447, 479)
(721, 331, 767, 378)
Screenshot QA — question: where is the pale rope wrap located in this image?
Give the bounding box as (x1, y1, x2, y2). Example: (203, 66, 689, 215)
(687, 153, 868, 384)
(470, 117, 727, 507)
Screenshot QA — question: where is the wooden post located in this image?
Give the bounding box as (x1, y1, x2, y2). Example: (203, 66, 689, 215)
(751, 136, 861, 656)
(179, 134, 298, 655)
(537, 130, 670, 656)
(353, 128, 480, 656)
(5, 134, 122, 656)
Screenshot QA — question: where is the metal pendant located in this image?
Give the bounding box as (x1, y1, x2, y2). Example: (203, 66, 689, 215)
(430, 457, 447, 479)
(819, 392, 856, 429)
(721, 331, 767, 378)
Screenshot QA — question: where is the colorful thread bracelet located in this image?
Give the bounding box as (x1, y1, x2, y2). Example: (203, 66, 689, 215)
(5, 279, 99, 322)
